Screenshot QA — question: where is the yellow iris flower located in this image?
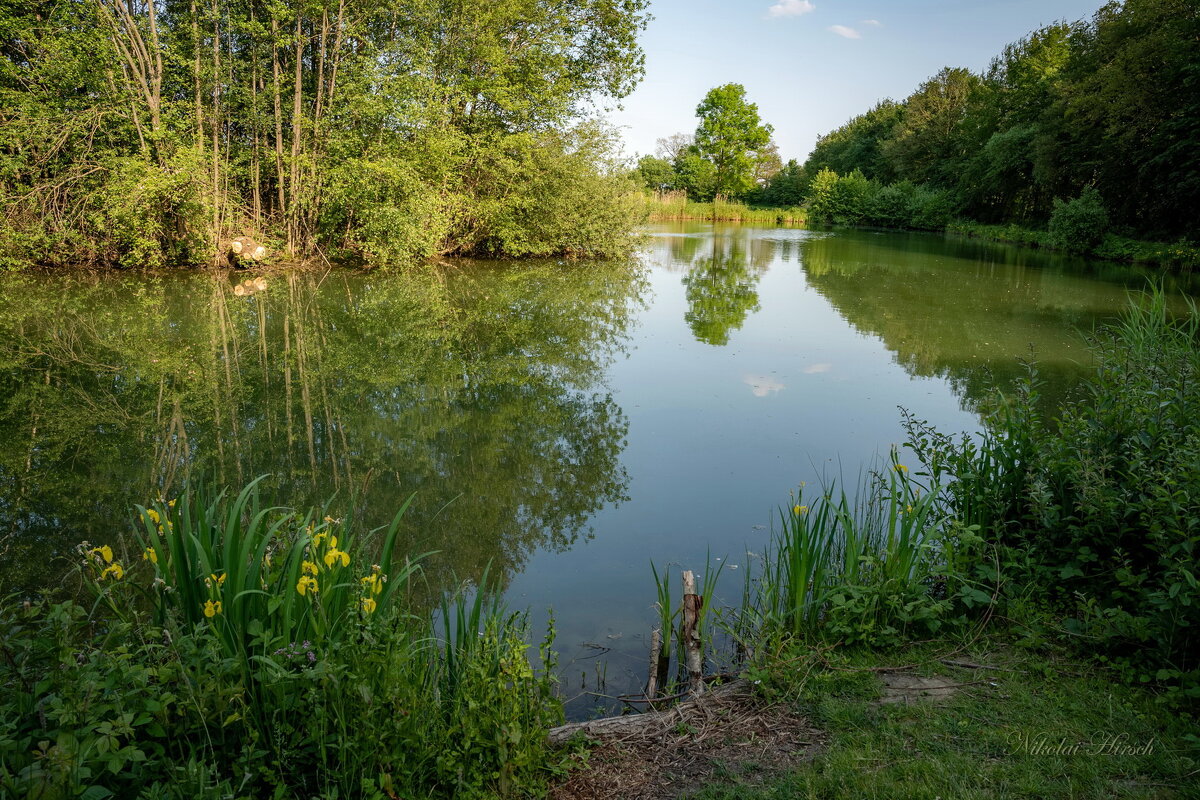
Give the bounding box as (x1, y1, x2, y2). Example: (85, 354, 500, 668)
(323, 549, 349, 569)
(296, 575, 319, 596)
(143, 547, 158, 563)
(361, 597, 377, 614)
(203, 599, 223, 617)
(88, 545, 114, 564)
(101, 563, 124, 580)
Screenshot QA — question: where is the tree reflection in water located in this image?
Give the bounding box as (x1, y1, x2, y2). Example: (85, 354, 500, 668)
(0, 261, 644, 597)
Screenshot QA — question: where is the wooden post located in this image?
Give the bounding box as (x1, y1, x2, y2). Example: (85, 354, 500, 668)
(646, 627, 662, 700)
(681, 570, 704, 698)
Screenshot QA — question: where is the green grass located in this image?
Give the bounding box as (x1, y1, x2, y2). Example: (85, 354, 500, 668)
(644, 191, 806, 224)
(692, 639, 1198, 800)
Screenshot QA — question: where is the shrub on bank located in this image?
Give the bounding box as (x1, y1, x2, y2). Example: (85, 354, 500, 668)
(905, 290, 1200, 699)
(1048, 186, 1109, 254)
(0, 482, 561, 799)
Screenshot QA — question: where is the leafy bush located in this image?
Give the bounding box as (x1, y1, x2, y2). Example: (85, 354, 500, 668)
(322, 155, 450, 265)
(905, 291, 1200, 700)
(1048, 186, 1109, 253)
(86, 150, 210, 269)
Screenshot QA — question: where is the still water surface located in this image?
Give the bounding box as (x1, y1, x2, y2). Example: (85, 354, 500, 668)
(0, 223, 1191, 715)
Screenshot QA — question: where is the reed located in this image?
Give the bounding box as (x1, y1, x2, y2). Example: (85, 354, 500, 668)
(643, 191, 806, 224)
(750, 453, 949, 646)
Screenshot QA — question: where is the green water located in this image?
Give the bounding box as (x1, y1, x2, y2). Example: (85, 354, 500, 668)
(0, 223, 1192, 713)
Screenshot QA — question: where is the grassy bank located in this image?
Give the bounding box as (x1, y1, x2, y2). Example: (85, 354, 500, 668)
(948, 220, 1200, 270)
(644, 191, 805, 225)
(692, 639, 1197, 799)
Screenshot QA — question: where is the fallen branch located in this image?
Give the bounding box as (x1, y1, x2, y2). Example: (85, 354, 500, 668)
(547, 680, 747, 745)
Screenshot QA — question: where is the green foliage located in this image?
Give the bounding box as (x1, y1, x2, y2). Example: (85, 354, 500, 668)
(0, 482, 563, 799)
(674, 150, 719, 201)
(807, 169, 956, 231)
(636, 155, 677, 191)
(643, 193, 804, 224)
(1048, 186, 1109, 253)
(475, 126, 646, 258)
(692, 84, 774, 199)
(804, 168, 841, 223)
(755, 159, 808, 207)
(322, 156, 450, 264)
(746, 455, 968, 650)
(804, 101, 903, 184)
(905, 291, 1200, 699)
(0, 0, 652, 267)
(801, 1, 1200, 242)
(85, 150, 211, 269)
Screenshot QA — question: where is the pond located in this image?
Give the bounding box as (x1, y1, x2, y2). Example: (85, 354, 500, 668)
(0, 223, 1192, 716)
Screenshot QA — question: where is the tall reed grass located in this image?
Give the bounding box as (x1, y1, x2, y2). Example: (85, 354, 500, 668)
(644, 190, 806, 224)
(745, 454, 959, 647)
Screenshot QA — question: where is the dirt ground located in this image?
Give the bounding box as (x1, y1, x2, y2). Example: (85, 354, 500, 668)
(548, 681, 825, 800)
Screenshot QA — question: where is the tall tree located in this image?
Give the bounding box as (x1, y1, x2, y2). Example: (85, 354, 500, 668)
(692, 83, 773, 198)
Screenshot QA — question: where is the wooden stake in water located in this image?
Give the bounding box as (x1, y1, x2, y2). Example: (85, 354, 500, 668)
(681, 570, 705, 698)
(646, 627, 662, 700)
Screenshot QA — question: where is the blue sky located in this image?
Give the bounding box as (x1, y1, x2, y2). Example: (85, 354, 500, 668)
(604, 0, 1103, 163)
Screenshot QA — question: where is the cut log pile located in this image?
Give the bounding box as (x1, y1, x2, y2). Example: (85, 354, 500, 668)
(227, 236, 268, 264)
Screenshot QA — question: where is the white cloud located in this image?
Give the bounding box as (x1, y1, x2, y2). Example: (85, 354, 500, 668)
(829, 24, 862, 39)
(767, 0, 816, 18)
(743, 374, 785, 397)
(861, 18, 882, 26)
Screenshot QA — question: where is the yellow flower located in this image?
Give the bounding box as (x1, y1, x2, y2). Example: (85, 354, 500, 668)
(793, 504, 808, 516)
(361, 573, 383, 595)
(361, 597, 377, 614)
(895, 464, 908, 473)
(209, 572, 227, 587)
(312, 531, 325, 547)
(88, 545, 114, 564)
(146, 508, 160, 525)
(168, 499, 177, 508)
(905, 504, 914, 514)
(296, 575, 319, 596)
(101, 563, 124, 580)
(143, 547, 158, 564)
(323, 548, 349, 569)
(203, 599, 223, 617)
(302, 560, 319, 576)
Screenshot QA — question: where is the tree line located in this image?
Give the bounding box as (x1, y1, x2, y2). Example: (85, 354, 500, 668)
(640, 0, 1198, 247)
(0, 0, 650, 268)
